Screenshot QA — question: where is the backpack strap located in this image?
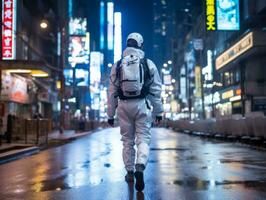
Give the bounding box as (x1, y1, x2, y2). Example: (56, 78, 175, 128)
(116, 59, 122, 82)
(140, 58, 155, 98)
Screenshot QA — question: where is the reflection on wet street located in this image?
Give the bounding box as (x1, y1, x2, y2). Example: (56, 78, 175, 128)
(1, 128, 266, 199)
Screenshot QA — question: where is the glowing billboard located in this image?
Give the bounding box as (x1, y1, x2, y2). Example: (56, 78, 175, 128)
(2, 0, 17, 60)
(100, 1, 105, 50)
(68, 36, 89, 67)
(107, 2, 114, 50)
(90, 51, 102, 84)
(114, 12, 122, 63)
(64, 69, 73, 86)
(69, 18, 87, 35)
(216, 0, 240, 30)
(75, 69, 89, 86)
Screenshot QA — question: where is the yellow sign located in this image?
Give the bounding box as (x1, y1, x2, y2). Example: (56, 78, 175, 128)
(216, 32, 253, 70)
(195, 66, 202, 98)
(222, 90, 234, 99)
(206, 0, 216, 31)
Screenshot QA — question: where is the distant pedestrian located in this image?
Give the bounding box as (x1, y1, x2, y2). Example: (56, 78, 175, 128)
(107, 33, 163, 191)
(6, 114, 13, 143)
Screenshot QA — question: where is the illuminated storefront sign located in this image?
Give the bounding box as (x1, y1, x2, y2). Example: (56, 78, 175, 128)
(2, 0, 17, 60)
(222, 90, 234, 99)
(107, 2, 114, 50)
(216, 0, 240, 30)
(195, 66, 202, 98)
(114, 12, 122, 63)
(1, 72, 29, 103)
(202, 50, 213, 81)
(230, 95, 241, 102)
(206, 0, 216, 31)
(216, 32, 253, 70)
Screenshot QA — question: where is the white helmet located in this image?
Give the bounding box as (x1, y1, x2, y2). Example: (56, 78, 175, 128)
(127, 32, 144, 48)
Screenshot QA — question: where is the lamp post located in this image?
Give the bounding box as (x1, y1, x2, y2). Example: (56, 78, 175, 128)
(39, 17, 66, 133)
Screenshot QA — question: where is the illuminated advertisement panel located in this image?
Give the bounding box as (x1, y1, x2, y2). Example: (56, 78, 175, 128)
(64, 69, 73, 86)
(206, 0, 216, 31)
(75, 69, 89, 86)
(68, 36, 89, 67)
(107, 2, 114, 50)
(2, 0, 17, 60)
(114, 12, 122, 63)
(195, 66, 202, 98)
(90, 51, 101, 84)
(69, 18, 87, 35)
(216, 0, 240, 30)
(100, 1, 105, 50)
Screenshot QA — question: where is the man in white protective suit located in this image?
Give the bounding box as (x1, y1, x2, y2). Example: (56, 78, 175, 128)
(107, 32, 163, 192)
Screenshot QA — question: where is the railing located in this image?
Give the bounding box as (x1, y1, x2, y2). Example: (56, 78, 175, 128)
(167, 112, 266, 140)
(12, 118, 52, 145)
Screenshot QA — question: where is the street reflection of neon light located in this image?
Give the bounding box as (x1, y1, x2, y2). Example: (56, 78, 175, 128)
(107, 2, 114, 50)
(114, 12, 122, 62)
(100, 1, 105, 50)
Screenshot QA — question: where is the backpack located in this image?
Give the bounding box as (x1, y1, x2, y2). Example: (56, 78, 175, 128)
(116, 55, 153, 100)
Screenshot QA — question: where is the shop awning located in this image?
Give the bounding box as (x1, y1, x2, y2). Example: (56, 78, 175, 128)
(215, 31, 266, 72)
(0, 60, 54, 77)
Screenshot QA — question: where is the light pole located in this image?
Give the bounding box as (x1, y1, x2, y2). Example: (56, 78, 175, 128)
(39, 17, 66, 133)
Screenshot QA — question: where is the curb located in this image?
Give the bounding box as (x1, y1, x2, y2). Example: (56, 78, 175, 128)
(0, 146, 40, 165)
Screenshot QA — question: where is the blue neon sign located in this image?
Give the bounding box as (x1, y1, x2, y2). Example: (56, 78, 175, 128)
(216, 0, 240, 30)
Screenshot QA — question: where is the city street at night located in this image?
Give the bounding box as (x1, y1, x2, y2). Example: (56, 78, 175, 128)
(1, 0, 266, 199)
(1, 128, 266, 200)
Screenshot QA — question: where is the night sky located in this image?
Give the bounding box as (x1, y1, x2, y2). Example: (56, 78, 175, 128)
(115, 0, 153, 57)
(75, 0, 153, 58)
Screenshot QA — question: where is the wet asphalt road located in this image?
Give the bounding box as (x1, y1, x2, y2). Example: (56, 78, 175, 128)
(1, 128, 266, 200)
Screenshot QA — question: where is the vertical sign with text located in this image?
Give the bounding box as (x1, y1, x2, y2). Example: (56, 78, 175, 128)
(2, 0, 17, 60)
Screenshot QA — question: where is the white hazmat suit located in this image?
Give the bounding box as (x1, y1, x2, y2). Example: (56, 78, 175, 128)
(107, 47, 163, 172)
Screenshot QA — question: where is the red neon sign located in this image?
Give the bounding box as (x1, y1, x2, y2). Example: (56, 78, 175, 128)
(2, 0, 16, 60)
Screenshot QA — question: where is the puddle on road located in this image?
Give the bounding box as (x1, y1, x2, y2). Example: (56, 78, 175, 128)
(31, 176, 72, 192)
(104, 163, 111, 168)
(150, 148, 188, 151)
(171, 178, 266, 191)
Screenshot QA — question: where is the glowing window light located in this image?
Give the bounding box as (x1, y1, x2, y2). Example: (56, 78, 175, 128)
(100, 1, 105, 50)
(114, 12, 122, 63)
(107, 2, 114, 50)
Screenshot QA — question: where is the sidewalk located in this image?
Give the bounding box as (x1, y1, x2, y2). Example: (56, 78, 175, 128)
(0, 129, 96, 164)
(48, 129, 94, 141)
(0, 143, 39, 164)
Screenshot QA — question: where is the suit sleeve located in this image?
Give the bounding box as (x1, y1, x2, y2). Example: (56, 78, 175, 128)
(107, 63, 119, 119)
(146, 59, 164, 117)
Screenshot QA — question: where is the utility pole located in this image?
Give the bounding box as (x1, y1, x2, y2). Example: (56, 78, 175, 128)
(200, 49, 206, 119)
(58, 0, 67, 133)
(59, 25, 65, 133)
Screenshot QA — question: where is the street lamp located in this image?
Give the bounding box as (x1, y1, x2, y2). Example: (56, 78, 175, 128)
(40, 20, 49, 29)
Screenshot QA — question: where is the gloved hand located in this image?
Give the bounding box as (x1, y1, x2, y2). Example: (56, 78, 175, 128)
(108, 118, 114, 127)
(155, 115, 162, 125)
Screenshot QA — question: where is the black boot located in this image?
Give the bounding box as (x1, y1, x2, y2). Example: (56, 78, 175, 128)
(125, 171, 134, 182)
(135, 164, 145, 191)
